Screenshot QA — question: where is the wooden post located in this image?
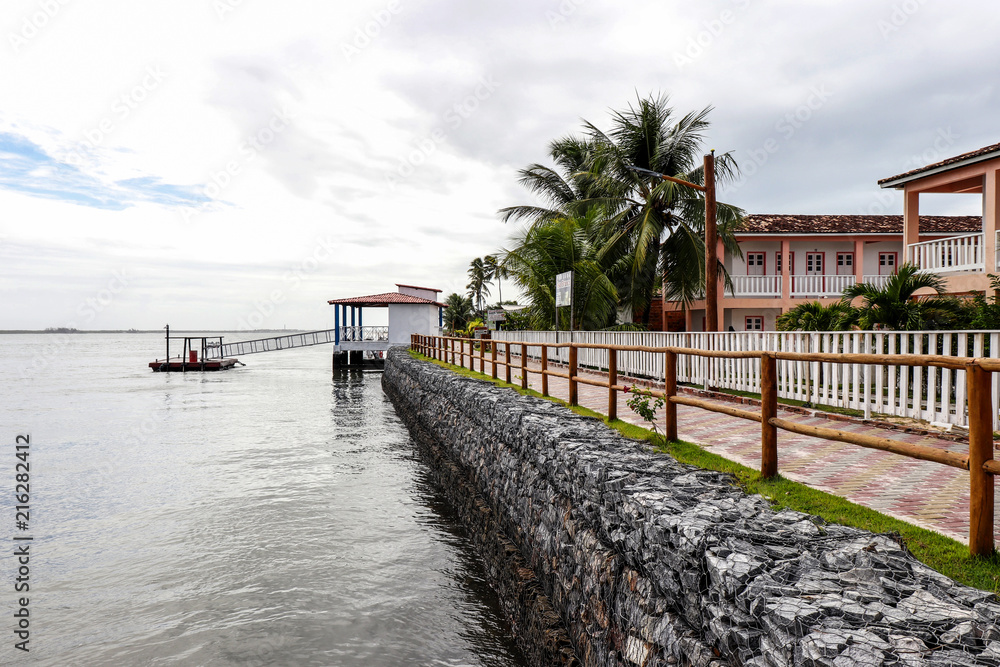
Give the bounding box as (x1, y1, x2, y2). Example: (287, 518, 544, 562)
(968, 363, 996, 556)
(568, 344, 578, 406)
(608, 347, 618, 421)
(468, 340, 474, 371)
(704, 151, 719, 332)
(491, 341, 498, 379)
(520, 343, 528, 390)
(541, 345, 549, 397)
(505, 342, 512, 384)
(760, 353, 778, 479)
(450, 338, 455, 365)
(665, 351, 677, 440)
(479, 339, 485, 374)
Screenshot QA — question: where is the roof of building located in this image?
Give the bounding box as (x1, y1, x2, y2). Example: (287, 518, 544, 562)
(878, 142, 1000, 188)
(737, 214, 981, 235)
(328, 292, 445, 307)
(395, 283, 441, 292)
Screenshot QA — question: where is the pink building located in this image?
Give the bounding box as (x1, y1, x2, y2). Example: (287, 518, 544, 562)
(670, 142, 1000, 331)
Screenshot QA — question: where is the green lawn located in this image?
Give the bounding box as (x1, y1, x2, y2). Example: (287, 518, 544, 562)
(408, 350, 1000, 593)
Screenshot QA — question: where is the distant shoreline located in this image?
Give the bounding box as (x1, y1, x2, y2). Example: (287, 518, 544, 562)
(0, 329, 305, 334)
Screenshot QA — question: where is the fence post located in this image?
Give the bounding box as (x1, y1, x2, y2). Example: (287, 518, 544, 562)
(665, 351, 677, 441)
(520, 343, 528, 390)
(568, 344, 578, 406)
(479, 339, 485, 374)
(491, 341, 498, 380)
(761, 352, 778, 479)
(968, 363, 996, 556)
(468, 339, 474, 371)
(541, 345, 549, 397)
(505, 342, 512, 384)
(608, 347, 618, 421)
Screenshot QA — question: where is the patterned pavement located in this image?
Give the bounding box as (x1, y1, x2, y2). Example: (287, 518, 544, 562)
(454, 351, 993, 545)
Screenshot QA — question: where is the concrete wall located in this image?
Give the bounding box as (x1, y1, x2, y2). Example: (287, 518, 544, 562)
(383, 349, 1000, 667)
(387, 303, 438, 345)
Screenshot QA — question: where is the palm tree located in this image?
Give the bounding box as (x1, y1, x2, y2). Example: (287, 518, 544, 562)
(483, 254, 508, 305)
(776, 301, 857, 331)
(498, 93, 744, 326)
(497, 135, 601, 226)
(583, 94, 744, 323)
(466, 257, 491, 313)
(840, 263, 961, 330)
(498, 207, 619, 330)
(443, 293, 473, 333)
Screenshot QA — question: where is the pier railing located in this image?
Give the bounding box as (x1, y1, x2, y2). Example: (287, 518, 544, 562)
(492, 330, 1000, 430)
(410, 333, 998, 556)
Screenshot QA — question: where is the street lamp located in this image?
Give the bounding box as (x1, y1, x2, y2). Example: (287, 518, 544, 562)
(626, 150, 718, 332)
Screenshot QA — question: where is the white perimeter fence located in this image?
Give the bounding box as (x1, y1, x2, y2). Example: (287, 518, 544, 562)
(493, 330, 1000, 429)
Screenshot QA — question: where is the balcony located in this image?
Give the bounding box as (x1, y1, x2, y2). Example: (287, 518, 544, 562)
(726, 274, 894, 299)
(908, 233, 983, 273)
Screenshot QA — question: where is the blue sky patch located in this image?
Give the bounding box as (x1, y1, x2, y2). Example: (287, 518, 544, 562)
(0, 132, 210, 210)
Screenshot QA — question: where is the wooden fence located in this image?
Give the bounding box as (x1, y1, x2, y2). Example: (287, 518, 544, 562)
(493, 330, 1000, 430)
(411, 334, 998, 556)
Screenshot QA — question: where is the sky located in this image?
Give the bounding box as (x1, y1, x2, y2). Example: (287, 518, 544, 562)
(1, 0, 997, 331)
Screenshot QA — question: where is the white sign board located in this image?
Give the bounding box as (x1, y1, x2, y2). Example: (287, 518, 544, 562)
(555, 271, 573, 308)
(487, 309, 506, 322)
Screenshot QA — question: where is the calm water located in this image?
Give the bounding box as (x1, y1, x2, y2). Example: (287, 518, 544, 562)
(1, 333, 527, 666)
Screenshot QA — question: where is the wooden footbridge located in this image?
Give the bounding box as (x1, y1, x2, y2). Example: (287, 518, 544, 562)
(149, 325, 390, 372)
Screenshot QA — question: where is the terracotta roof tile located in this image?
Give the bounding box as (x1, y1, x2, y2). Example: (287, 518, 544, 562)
(328, 292, 445, 307)
(878, 142, 1000, 186)
(738, 214, 981, 235)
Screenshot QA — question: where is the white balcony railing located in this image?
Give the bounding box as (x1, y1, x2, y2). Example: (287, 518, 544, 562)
(909, 232, 983, 273)
(339, 326, 389, 342)
(790, 274, 855, 297)
(861, 274, 891, 289)
(731, 274, 781, 297)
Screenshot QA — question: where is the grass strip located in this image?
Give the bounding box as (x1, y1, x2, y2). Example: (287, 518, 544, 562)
(408, 350, 1000, 593)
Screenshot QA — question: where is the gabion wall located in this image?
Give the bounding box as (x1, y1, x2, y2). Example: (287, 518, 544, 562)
(383, 349, 1000, 667)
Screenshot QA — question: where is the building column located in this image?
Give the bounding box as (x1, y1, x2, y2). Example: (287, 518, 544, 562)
(985, 169, 999, 279)
(335, 306, 340, 344)
(854, 238, 865, 286)
(903, 189, 920, 267)
(781, 239, 791, 300)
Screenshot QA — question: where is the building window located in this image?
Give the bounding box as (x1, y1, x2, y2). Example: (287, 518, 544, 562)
(746, 252, 765, 275)
(879, 252, 897, 275)
(836, 252, 854, 275)
(745, 316, 763, 331)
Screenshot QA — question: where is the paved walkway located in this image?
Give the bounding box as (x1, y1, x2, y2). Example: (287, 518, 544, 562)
(453, 352, 993, 545)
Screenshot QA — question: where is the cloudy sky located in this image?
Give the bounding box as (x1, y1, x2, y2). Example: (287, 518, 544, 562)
(1, 0, 996, 331)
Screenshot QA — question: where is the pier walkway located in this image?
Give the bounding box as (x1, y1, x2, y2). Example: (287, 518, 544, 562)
(476, 354, 988, 545)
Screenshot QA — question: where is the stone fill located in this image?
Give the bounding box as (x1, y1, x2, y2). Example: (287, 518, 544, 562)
(383, 349, 1000, 666)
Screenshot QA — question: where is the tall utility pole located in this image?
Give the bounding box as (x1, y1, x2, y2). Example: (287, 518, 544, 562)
(704, 151, 718, 333)
(627, 151, 720, 332)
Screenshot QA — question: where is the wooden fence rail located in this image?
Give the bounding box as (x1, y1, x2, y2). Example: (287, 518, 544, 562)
(410, 334, 998, 556)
